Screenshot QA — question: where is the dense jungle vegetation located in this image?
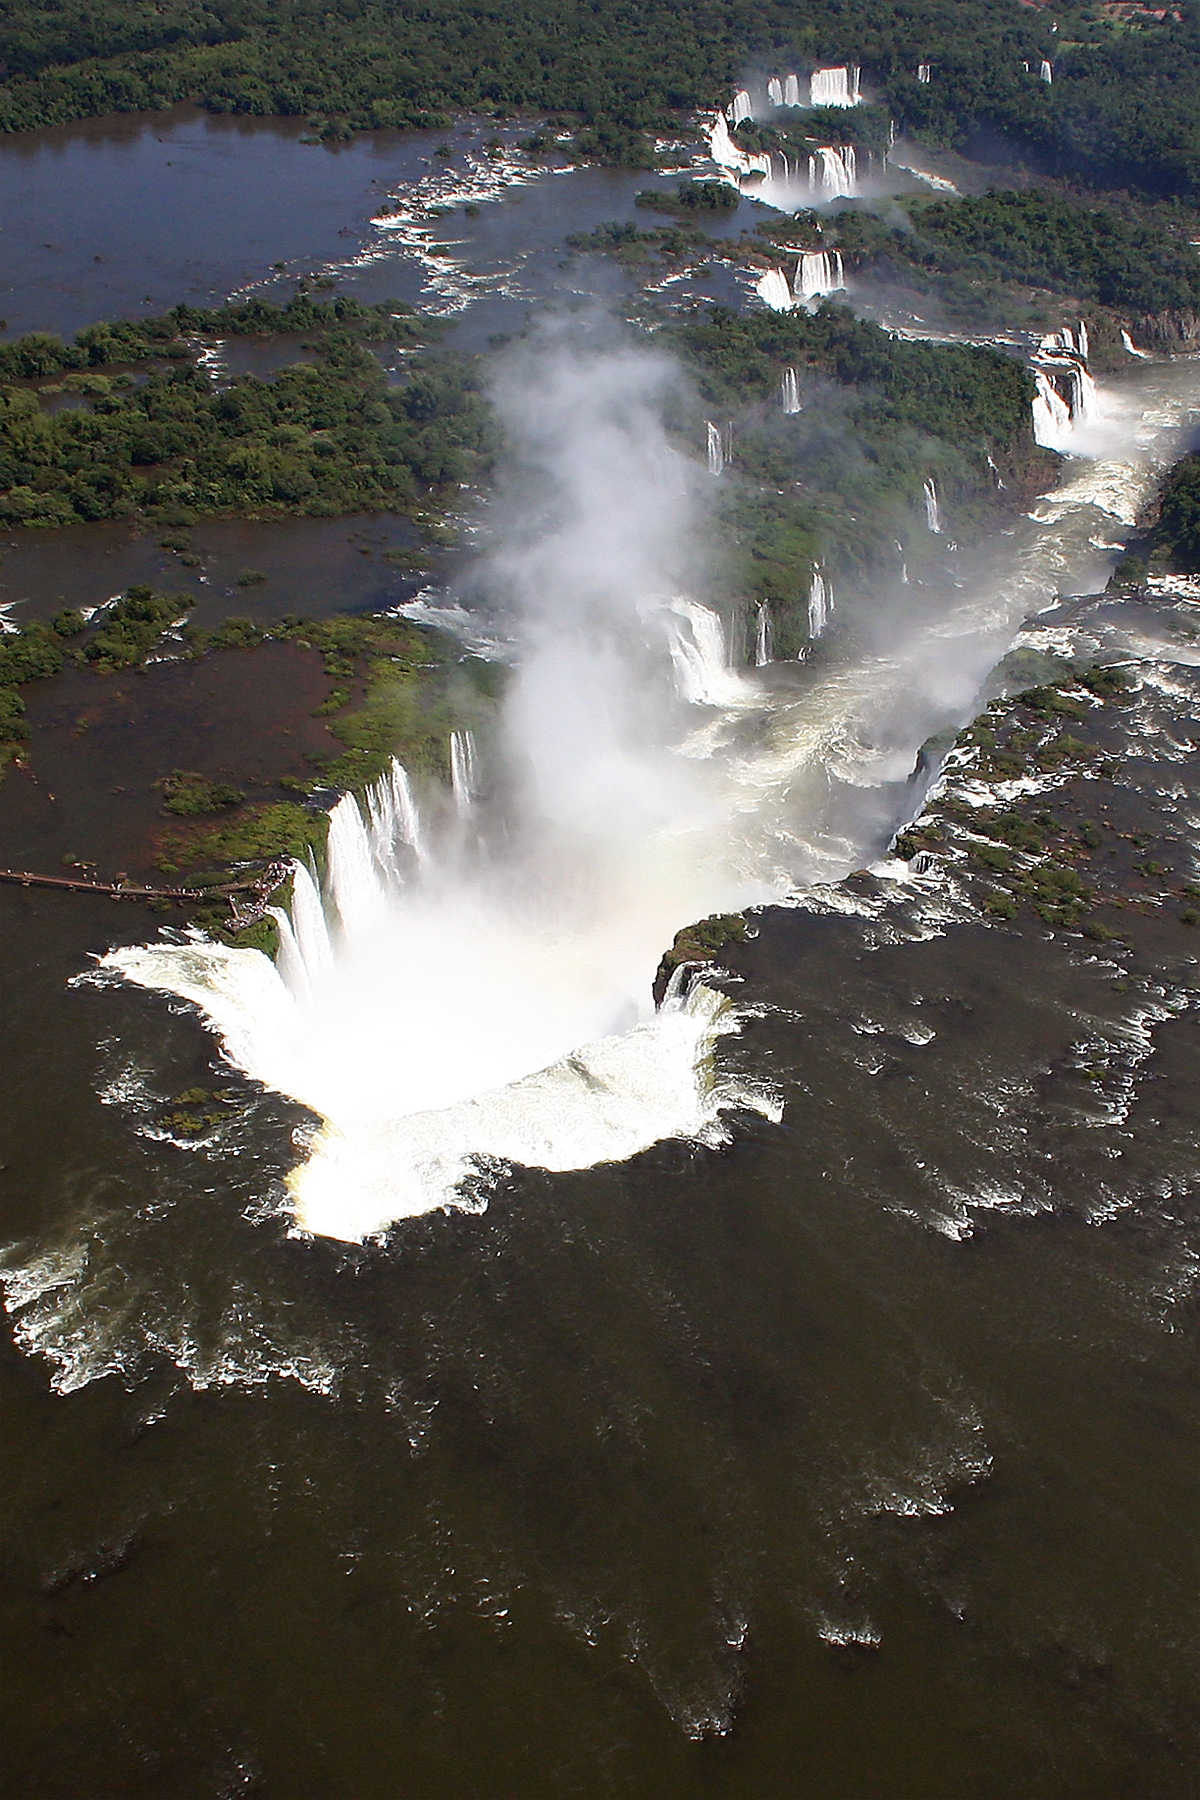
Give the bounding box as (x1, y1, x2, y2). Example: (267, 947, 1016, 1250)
(1153, 454, 1200, 572)
(1, 0, 1198, 199)
(807, 190, 1200, 316)
(0, 292, 424, 380)
(0, 297, 493, 528)
(673, 302, 1035, 453)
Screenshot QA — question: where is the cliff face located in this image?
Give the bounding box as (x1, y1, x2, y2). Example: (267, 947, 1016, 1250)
(1132, 308, 1200, 351)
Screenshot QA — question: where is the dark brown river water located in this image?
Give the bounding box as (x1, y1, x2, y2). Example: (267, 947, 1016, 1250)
(1, 112, 1198, 1800)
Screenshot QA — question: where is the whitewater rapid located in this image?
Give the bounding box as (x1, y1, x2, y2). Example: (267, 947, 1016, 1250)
(99, 349, 1200, 1241)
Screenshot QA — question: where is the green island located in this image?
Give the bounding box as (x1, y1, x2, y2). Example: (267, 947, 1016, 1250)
(1149, 452, 1200, 572)
(0, 296, 493, 529)
(750, 188, 1200, 343)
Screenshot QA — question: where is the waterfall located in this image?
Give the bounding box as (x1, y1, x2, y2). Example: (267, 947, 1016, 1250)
(767, 77, 784, 107)
(1031, 369, 1074, 450)
(923, 477, 941, 534)
(663, 598, 753, 706)
(808, 569, 831, 639)
(1066, 362, 1097, 425)
(783, 73, 801, 106)
(1032, 318, 1104, 452)
(806, 146, 857, 201)
(1041, 320, 1088, 360)
(780, 367, 801, 413)
(366, 758, 426, 871)
(1121, 329, 1151, 360)
(756, 266, 796, 312)
(917, 62, 931, 82)
(755, 603, 772, 666)
(729, 89, 753, 125)
(709, 114, 772, 185)
(450, 729, 478, 813)
(986, 452, 1006, 491)
(809, 66, 861, 107)
(1040, 60, 1053, 82)
(796, 248, 846, 300)
(894, 540, 909, 585)
(705, 420, 733, 476)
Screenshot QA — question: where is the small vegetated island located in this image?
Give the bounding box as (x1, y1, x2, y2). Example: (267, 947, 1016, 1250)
(0, 295, 492, 528)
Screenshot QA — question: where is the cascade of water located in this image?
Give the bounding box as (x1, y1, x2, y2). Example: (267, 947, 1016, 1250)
(708, 114, 772, 186)
(796, 249, 846, 300)
(663, 598, 752, 706)
(1040, 320, 1088, 361)
(755, 603, 772, 667)
(326, 787, 391, 939)
(806, 147, 857, 200)
(767, 77, 784, 107)
(1031, 316, 1104, 450)
(894, 542, 910, 585)
(986, 452, 1006, 491)
(706, 420, 725, 476)
(270, 861, 333, 1004)
(756, 266, 796, 312)
(1067, 363, 1098, 426)
(729, 89, 753, 125)
(1031, 369, 1074, 450)
(808, 569, 831, 639)
(809, 66, 861, 107)
(783, 73, 802, 106)
(917, 62, 931, 82)
(1121, 328, 1151, 360)
(780, 367, 801, 413)
(923, 477, 941, 534)
(450, 729, 478, 813)
(1040, 60, 1053, 82)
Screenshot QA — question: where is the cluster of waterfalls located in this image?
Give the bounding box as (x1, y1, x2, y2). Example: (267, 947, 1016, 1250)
(91, 278, 1196, 1251)
(731, 66, 862, 120)
(756, 249, 847, 313)
(1031, 320, 1102, 452)
(710, 115, 860, 207)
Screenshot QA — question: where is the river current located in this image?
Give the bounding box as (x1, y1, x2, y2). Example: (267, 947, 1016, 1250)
(1, 112, 1198, 1800)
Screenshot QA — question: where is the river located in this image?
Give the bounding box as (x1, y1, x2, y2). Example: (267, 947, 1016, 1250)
(1, 110, 1197, 1800)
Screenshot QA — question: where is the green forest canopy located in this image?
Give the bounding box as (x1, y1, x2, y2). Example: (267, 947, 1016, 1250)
(1, 0, 1198, 198)
(0, 299, 493, 527)
(794, 189, 1200, 316)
